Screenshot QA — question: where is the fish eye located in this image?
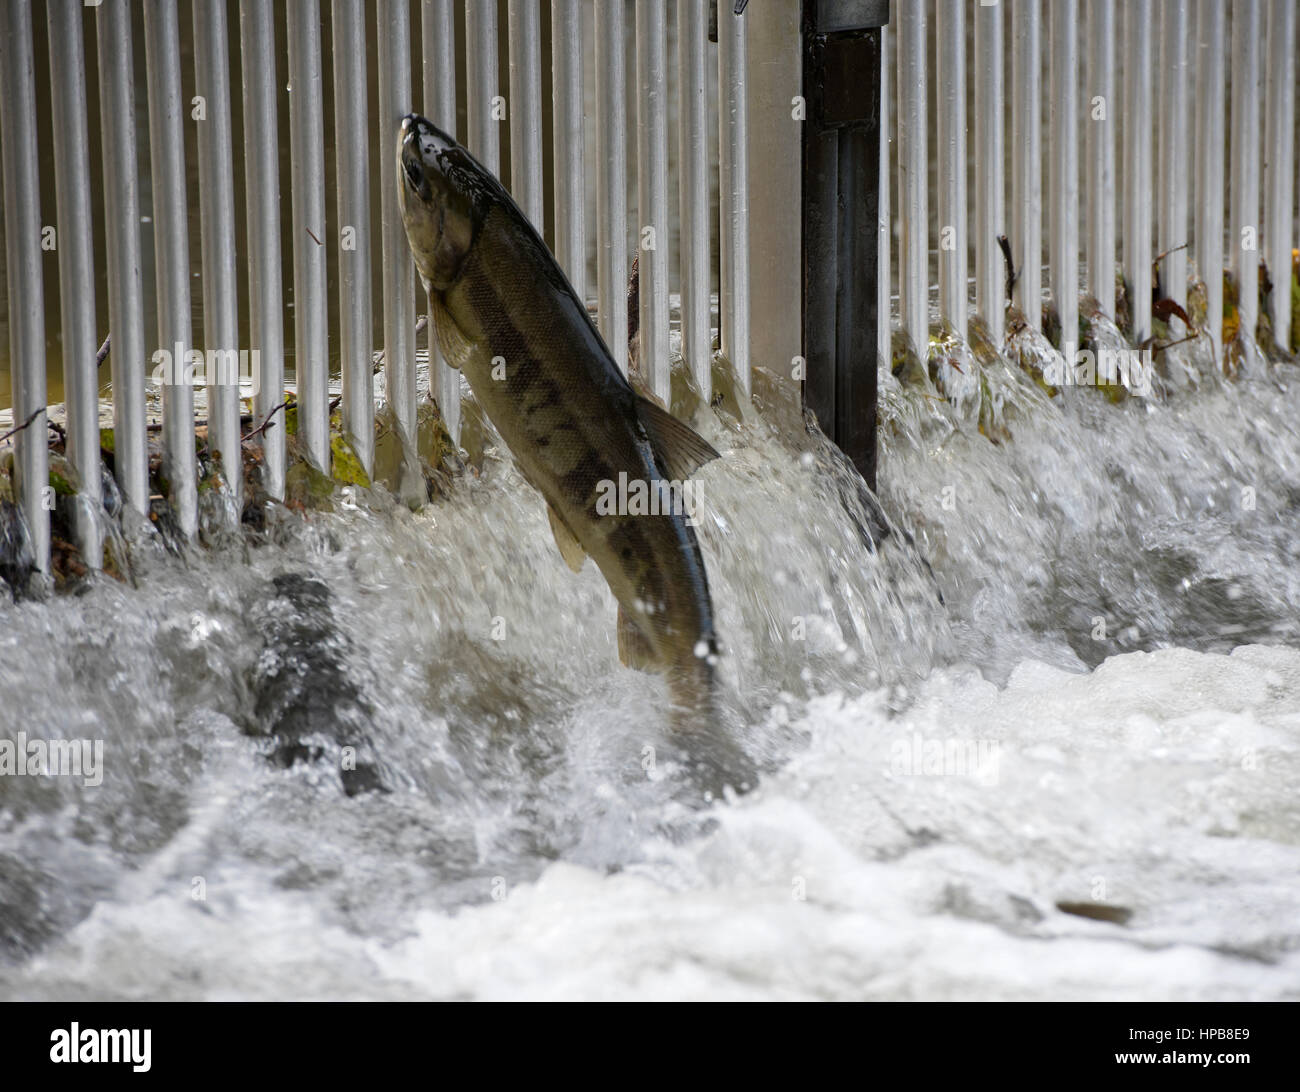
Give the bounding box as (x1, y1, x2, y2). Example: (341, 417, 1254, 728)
(403, 156, 423, 191)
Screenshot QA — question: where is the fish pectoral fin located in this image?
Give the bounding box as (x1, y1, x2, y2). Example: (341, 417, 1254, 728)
(634, 396, 721, 480)
(547, 504, 587, 573)
(617, 603, 658, 673)
(430, 299, 472, 371)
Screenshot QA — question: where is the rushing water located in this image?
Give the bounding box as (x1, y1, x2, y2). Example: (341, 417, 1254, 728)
(1, 321, 1298, 1000)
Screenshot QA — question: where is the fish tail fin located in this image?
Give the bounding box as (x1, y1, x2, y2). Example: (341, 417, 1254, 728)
(667, 658, 756, 799)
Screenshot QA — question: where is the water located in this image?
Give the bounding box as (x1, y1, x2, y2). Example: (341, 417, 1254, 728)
(2, 328, 1299, 1000)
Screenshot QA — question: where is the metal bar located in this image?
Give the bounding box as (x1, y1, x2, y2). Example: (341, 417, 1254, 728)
(1086, 0, 1115, 312)
(878, 21, 890, 364)
(1011, 0, 1041, 328)
(1194, 0, 1226, 363)
(466, 0, 501, 174)
(1049, 0, 1079, 351)
(47, 0, 102, 567)
(143, 0, 197, 537)
(1158, 0, 1190, 307)
(594, 0, 628, 371)
(896, 0, 927, 353)
(0, 0, 50, 572)
(636, 0, 670, 405)
(378, 0, 418, 446)
(1264, 0, 1296, 351)
(424, 0, 460, 443)
(96, 0, 149, 516)
(1124, 0, 1153, 343)
(718, 1, 751, 395)
(194, 0, 243, 508)
(1230, 0, 1262, 343)
(240, 0, 286, 501)
(334, 0, 374, 475)
(287, 0, 330, 469)
(974, 0, 1003, 341)
(552, 0, 586, 301)
(936, 0, 966, 338)
(508, 0, 545, 228)
(677, 0, 711, 394)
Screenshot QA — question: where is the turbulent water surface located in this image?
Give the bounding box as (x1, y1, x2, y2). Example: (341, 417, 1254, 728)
(2, 327, 1298, 1000)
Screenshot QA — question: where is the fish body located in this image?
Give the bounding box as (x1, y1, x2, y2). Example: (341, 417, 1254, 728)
(396, 114, 747, 791)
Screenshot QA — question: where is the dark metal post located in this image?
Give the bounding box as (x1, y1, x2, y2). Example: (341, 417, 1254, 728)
(801, 0, 887, 489)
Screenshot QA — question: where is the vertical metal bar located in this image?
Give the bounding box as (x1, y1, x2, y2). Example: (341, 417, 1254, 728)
(896, 0, 927, 353)
(677, 0, 711, 395)
(97, 0, 149, 516)
(1011, 0, 1041, 328)
(240, 0, 286, 501)
(552, 0, 586, 301)
(718, 2, 751, 395)
(47, 0, 102, 567)
(1049, 0, 1079, 351)
(378, 0, 418, 446)
(636, 0, 671, 405)
(1195, 0, 1226, 362)
(1230, 0, 1262, 343)
(424, 0, 460, 443)
(1264, 0, 1296, 351)
(878, 21, 891, 364)
(287, 0, 330, 469)
(595, 0, 628, 371)
(194, 0, 243, 508)
(466, 0, 501, 174)
(0, 0, 50, 572)
(936, 0, 966, 339)
(1158, 0, 1190, 307)
(1124, 0, 1153, 343)
(974, 0, 1003, 341)
(508, 0, 545, 227)
(143, 0, 197, 537)
(334, 0, 374, 475)
(1086, 0, 1116, 312)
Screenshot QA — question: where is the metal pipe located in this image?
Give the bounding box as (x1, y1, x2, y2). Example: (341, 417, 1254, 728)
(594, 0, 628, 372)
(1230, 0, 1262, 343)
(287, 0, 330, 470)
(936, 0, 966, 339)
(0, 0, 50, 572)
(677, 0, 711, 394)
(1086, 0, 1116, 312)
(378, 0, 418, 446)
(552, 0, 586, 301)
(194, 0, 243, 508)
(878, 21, 891, 364)
(1049, 0, 1079, 351)
(1194, 0, 1226, 363)
(240, 0, 286, 501)
(466, 0, 501, 174)
(424, 0, 460, 443)
(1011, 0, 1041, 329)
(1124, 0, 1153, 343)
(334, 0, 375, 475)
(508, 0, 545, 228)
(143, 0, 197, 537)
(47, 0, 102, 567)
(96, 0, 149, 516)
(1158, 0, 1190, 308)
(1264, 0, 1296, 352)
(718, 1, 751, 395)
(896, 0, 927, 353)
(636, 0, 670, 405)
(973, 0, 1003, 341)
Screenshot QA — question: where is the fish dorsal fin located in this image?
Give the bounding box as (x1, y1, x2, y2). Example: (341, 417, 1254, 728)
(634, 396, 720, 480)
(547, 504, 586, 573)
(616, 602, 658, 673)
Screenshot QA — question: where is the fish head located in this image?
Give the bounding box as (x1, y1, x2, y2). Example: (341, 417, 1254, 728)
(397, 113, 480, 292)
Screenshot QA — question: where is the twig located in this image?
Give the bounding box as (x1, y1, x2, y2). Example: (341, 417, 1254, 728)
(1152, 242, 1188, 270)
(0, 408, 45, 446)
(96, 334, 111, 367)
(998, 234, 1018, 302)
(242, 399, 289, 443)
